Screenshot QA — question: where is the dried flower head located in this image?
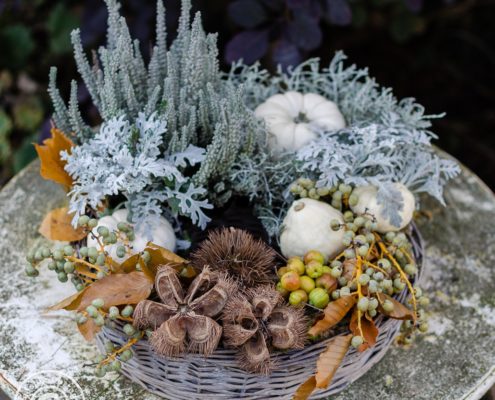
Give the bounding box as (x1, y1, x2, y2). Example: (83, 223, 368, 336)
(191, 227, 277, 287)
(133, 264, 236, 357)
(222, 285, 308, 374)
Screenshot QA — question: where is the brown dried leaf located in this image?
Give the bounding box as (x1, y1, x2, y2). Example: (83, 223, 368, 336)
(308, 295, 357, 337)
(145, 242, 187, 280)
(293, 376, 316, 400)
(77, 318, 100, 341)
(349, 308, 379, 352)
(39, 207, 86, 242)
(46, 288, 87, 312)
(315, 334, 352, 389)
(377, 293, 414, 320)
(118, 253, 141, 274)
(76, 271, 153, 311)
(34, 128, 74, 189)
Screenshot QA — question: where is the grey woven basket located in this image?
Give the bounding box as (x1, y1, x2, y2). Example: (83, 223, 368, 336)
(96, 225, 424, 400)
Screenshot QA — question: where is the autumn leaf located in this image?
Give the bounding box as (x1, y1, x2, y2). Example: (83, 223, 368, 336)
(308, 295, 357, 337)
(76, 271, 153, 311)
(377, 293, 414, 320)
(143, 242, 187, 279)
(293, 376, 316, 400)
(34, 127, 74, 189)
(39, 207, 86, 242)
(349, 308, 379, 352)
(78, 318, 100, 341)
(46, 288, 88, 312)
(118, 253, 141, 274)
(315, 334, 352, 389)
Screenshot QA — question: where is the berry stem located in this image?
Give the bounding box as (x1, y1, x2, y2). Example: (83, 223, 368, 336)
(100, 334, 143, 366)
(355, 253, 365, 339)
(375, 235, 417, 323)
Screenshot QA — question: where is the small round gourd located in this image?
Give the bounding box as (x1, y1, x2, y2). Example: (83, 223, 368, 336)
(254, 91, 345, 153)
(280, 198, 346, 262)
(350, 183, 415, 233)
(87, 209, 176, 259)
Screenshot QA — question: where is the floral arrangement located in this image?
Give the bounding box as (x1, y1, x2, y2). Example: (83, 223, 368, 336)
(26, 0, 460, 399)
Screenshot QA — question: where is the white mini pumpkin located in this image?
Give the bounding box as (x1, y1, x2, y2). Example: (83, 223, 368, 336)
(87, 209, 176, 260)
(254, 91, 346, 153)
(280, 198, 346, 262)
(350, 183, 415, 233)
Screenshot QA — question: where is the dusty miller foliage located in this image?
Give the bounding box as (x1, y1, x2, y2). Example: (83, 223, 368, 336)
(228, 53, 460, 235)
(48, 0, 459, 239)
(48, 0, 263, 229)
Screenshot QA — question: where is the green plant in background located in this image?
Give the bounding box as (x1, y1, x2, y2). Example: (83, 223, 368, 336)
(0, 0, 80, 183)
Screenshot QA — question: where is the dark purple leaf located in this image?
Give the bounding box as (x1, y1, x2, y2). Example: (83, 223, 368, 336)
(228, 0, 267, 29)
(403, 0, 423, 13)
(325, 0, 352, 26)
(286, 13, 322, 51)
(260, 0, 285, 12)
(272, 39, 302, 70)
(287, 0, 310, 9)
(225, 29, 269, 65)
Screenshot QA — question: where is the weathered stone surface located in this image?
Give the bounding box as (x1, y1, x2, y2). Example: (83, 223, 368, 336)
(0, 161, 493, 399)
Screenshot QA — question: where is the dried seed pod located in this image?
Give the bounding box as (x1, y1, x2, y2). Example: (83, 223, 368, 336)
(222, 294, 259, 347)
(133, 300, 175, 330)
(191, 228, 277, 287)
(238, 331, 272, 375)
(188, 276, 236, 318)
(248, 285, 282, 320)
(155, 265, 184, 307)
(268, 305, 307, 350)
(185, 315, 222, 356)
(150, 315, 186, 357)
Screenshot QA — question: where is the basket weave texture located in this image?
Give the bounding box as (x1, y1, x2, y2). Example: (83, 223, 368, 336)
(96, 225, 424, 400)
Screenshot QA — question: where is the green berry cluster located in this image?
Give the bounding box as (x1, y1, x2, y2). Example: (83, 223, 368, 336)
(290, 179, 359, 210)
(25, 213, 141, 288)
(94, 338, 135, 377)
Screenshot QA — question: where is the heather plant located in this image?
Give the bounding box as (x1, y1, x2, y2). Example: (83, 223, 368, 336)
(49, 0, 264, 230)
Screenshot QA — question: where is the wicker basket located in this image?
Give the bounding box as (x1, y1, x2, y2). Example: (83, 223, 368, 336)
(96, 225, 424, 400)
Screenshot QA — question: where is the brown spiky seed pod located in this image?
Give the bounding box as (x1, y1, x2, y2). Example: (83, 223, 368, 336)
(268, 305, 307, 350)
(222, 286, 307, 374)
(191, 227, 277, 287)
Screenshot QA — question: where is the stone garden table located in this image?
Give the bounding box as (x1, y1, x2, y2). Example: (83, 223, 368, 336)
(0, 160, 493, 400)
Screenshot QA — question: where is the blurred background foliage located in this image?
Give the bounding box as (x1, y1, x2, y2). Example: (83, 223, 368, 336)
(0, 0, 494, 191)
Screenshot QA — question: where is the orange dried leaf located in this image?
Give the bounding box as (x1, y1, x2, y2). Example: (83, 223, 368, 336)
(144, 242, 186, 279)
(118, 253, 141, 274)
(78, 318, 100, 341)
(34, 128, 74, 189)
(377, 293, 414, 320)
(76, 271, 153, 312)
(315, 334, 352, 389)
(46, 288, 87, 312)
(308, 295, 357, 337)
(349, 308, 379, 352)
(39, 207, 87, 242)
(293, 376, 316, 400)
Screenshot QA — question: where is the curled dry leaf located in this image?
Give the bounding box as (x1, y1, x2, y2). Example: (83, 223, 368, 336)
(77, 271, 153, 311)
(315, 334, 352, 388)
(308, 295, 357, 337)
(48, 271, 153, 313)
(34, 128, 74, 189)
(349, 308, 379, 352)
(78, 318, 100, 341)
(293, 376, 316, 400)
(117, 242, 186, 280)
(377, 293, 414, 320)
(39, 207, 86, 242)
(46, 287, 88, 312)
